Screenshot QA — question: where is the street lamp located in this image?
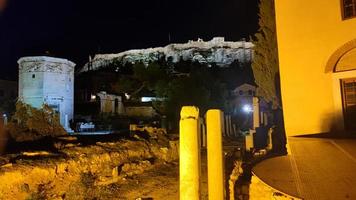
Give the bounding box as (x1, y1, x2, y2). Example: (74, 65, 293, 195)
(242, 104, 253, 113)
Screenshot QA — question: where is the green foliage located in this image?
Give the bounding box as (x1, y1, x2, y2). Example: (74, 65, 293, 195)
(112, 62, 168, 98)
(112, 61, 229, 129)
(154, 64, 229, 122)
(252, 0, 280, 108)
(252, 1, 287, 154)
(6, 101, 66, 142)
(111, 77, 141, 94)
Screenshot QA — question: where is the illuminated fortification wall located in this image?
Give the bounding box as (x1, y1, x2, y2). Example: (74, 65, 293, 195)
(275, 0, 356, 136)
(18, 56, 75, 132)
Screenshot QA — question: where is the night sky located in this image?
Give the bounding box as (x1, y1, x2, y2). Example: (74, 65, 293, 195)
(0, 0, 258, 80)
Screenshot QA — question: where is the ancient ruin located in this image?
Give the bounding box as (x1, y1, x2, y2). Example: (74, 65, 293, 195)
(18, 56, 75, 132)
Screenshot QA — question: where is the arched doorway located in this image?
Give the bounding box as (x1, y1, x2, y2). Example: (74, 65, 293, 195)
(340, 78, 356, 130)
(327, 40, 356, 130)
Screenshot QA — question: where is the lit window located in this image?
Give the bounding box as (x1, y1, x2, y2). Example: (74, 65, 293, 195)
(342, 0, 356, 19)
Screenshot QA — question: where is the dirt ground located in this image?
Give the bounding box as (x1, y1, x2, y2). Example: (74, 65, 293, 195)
(0, 130, 181, 200)
(110, 162, 179, 200)
(0, 129, 244, 200)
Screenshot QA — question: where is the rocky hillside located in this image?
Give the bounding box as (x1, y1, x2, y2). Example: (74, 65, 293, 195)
(80, 37, 254, 73)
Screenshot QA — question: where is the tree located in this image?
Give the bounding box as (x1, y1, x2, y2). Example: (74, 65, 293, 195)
(111, 62, 168, 98)
(252, 0, 280, 109)
(252, 0, 286, 153)
(154, 63, 229, 129)
(112, 60, 230, 131)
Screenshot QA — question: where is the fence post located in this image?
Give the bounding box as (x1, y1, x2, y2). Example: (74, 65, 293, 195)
(180, 106, 201, 200)
(206, 109, 225, 200)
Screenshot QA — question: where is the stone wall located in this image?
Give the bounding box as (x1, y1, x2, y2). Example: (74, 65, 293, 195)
(96, 91, 124, 115)
(125, 106, 158, 118)
(247, 173, 300, 200)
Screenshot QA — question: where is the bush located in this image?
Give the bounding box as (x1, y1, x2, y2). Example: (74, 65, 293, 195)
(6, 101, 66, 142)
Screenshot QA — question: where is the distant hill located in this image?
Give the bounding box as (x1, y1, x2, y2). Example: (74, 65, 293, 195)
(79, 37, 254, 73)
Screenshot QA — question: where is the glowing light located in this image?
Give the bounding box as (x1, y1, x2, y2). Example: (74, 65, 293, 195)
(141, 97, 154, 102)
(125, 93, 130, 100)
(242, 104, 253, 113)
(91, 94, 96, 100)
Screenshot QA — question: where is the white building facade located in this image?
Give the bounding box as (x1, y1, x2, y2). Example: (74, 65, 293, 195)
(18, 56, 75, 132)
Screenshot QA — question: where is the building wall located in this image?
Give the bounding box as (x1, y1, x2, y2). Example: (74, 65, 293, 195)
(233, 83, 256, 97)
(19, 71, 45, 108)
(96, 91, 124, 115)
(275, 0, 356, 135)
(125, 106, 158, 118)
(18, 56, 75, 131)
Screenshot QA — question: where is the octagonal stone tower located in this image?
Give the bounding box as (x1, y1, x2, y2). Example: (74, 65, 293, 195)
(18, 56, 75, 133)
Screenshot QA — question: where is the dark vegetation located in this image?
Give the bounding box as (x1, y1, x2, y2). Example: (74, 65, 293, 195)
(251, 0, 286, 154)
(0, 97, 15, 115)
(78, 58, 254, 131)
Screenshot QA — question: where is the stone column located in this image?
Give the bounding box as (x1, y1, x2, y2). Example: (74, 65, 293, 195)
(200, 117, 207, 148)
(253, 97, 260, 129)
(233, 124, 237, 137)
(179, 106, 201, 200)
(206, 109, 225, 200)
(267, 128, 273, 151)
(3, 115, 7, 126)
(224, 115, 228, 137)
(222, 113, 226, 137)
(245, 129, 255, 152)
(228, 115, 233, 137)
(264, 112, 268, 126)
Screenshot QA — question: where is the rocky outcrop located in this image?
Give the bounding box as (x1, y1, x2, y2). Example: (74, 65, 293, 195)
(80, 37, 254, 73)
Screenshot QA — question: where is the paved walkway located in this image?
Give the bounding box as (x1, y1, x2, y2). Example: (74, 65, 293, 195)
(253, 136, 356, 200)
